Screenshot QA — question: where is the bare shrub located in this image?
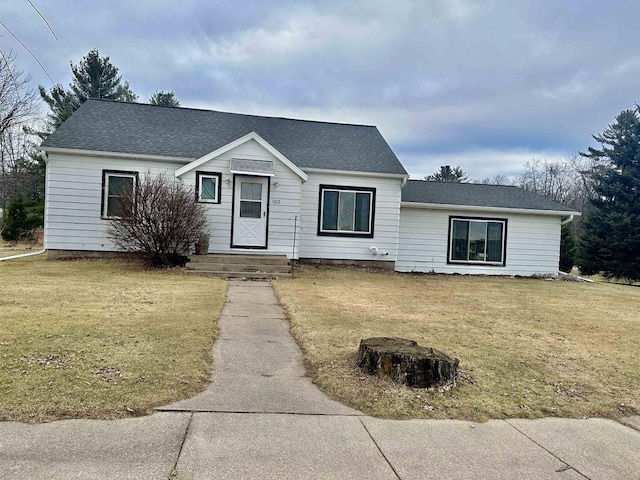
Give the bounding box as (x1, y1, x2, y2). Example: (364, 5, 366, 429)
(107, 172, 207, 266)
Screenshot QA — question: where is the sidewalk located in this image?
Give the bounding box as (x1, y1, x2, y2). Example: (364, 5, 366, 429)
(0, 281, 639, 479)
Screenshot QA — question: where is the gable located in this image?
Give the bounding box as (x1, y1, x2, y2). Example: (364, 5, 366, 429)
(174, 132, 308, 181)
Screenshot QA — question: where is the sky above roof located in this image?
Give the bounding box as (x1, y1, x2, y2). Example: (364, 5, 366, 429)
(2, 0, 638, 180)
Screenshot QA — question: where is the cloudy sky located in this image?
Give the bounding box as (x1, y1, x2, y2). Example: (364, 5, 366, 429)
(1, 0, 639, 179)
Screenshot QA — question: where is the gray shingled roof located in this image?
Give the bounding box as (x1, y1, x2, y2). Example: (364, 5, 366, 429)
(401, 180, 577, 213)
(41, 99, 407, 175)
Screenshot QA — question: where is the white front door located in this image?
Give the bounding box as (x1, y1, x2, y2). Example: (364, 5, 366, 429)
(232, 176, 269, 248)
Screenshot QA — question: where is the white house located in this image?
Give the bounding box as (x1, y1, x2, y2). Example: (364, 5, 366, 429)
(39, 100, 579, 276)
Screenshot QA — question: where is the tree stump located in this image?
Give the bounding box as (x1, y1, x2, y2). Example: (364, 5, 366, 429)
(357, 337, 459, 388)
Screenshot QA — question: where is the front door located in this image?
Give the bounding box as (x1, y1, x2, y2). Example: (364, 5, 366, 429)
(232, 176, 269, 248)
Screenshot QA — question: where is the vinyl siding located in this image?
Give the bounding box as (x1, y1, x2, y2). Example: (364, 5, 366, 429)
(299, 173, 402, 262)
(44, 154, 183, 251)
(45, 148, 562, 274)
(395, 206, 562, 276)
(44, 139, 304, 257)
(179, 139, 302, 258)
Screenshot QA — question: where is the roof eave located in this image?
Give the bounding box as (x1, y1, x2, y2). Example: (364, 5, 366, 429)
(303, 167, 409, 179)
(39, 146, 194, 164)
(400, 201, 581, 217)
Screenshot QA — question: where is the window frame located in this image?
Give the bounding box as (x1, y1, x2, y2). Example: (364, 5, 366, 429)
(195, 171, 222, 204)
(101, 170, 139, 220)
(447, 216, 508, 266)
(317, 184, 376, 238)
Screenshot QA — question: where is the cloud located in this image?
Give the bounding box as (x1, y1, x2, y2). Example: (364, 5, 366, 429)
(399, 148, 569, 181)
(2, 0, 639, 178)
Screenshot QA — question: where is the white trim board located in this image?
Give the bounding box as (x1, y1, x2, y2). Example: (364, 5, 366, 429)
(303, 168, 408, 180)
(39, 147, 193, 164)
(400, 201, 581, 217)
(174, 132, 308, 182)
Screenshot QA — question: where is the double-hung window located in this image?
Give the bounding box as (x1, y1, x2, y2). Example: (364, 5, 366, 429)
(196, 171, 221, 204)
(318, 185, 376, 237)
(102, 170, 138, 219)
(448, 217, 507, 265)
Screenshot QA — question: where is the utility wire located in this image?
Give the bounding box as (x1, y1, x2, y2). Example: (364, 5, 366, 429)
(27, 0, 58, 40)
(0, 20, 54, 85)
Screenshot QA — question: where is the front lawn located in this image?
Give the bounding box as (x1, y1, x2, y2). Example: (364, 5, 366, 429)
(0, 257, 226, 423)
(273, 266, 640, 421)
(0, 239, 33, 258)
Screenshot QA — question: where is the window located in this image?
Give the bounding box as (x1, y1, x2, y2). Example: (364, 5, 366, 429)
(239, 181, 262, 218)
(102, 170, 138, 219)
(448, 217, 507, 265)
(196, 171, 221, 204)
(318, 185, 375, 237)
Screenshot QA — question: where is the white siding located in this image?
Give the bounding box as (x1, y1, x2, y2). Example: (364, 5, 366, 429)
(298, 173, 402, 263)
(45, 154, 183, 251)
(44, 139, 303, 257)
(179, 139, 302, 258)
(395, 207, 562, 276)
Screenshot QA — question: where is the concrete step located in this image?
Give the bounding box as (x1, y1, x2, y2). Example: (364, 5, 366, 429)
(188, 254, 289, 266)
(187, 262, 292, 273)
(186, 271, 292, 280)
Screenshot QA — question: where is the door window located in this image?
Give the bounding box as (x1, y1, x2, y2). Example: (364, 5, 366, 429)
(240, 182, 262, 218)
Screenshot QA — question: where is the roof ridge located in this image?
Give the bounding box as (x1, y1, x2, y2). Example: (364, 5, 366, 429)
(85, 98, 378, 128)
(408, 179, 521, 189)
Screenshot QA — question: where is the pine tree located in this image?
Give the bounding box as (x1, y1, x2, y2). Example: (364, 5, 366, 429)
(70, 49, 137, 103)
(425, 165, 469, 182)
(578, 107, 640, 281)
(39, 49, 137, 130)
(559, 224, 576, 272)
(38, 84, 79, 129)
(149, 91, 180, 107)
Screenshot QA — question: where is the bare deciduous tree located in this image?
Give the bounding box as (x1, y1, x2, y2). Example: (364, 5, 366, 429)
(106, 172, 208, 266)
(476, 174, 513, 185)
(516, 158, 575, 204)
(515, 155, 596, 218)
(0, 50, 42, 212)
(0, 128, 42, 210)
(0, 50, 38, 140)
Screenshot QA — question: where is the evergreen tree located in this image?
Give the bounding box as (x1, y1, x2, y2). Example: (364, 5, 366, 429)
(578, 107, 640, 280)
(149, 91, 180, 107)
(559, 224, 576, 272)
(1, 195, 27, 241)
(39, 49, 137, 130)
(426, 165, 469, 182)
(38, 84, 79, 129)
(70, 49, 137, 103)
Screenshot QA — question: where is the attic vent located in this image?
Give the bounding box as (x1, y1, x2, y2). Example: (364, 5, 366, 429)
(229, 158, 275, 177)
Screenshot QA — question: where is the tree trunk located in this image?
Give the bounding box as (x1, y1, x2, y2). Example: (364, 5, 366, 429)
(357, 337, 458, 388)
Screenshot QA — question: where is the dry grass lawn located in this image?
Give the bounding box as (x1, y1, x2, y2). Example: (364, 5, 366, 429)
(273, 266, 640, 421)
(0, 238, 36, 258)
(0, 256, 225, 423)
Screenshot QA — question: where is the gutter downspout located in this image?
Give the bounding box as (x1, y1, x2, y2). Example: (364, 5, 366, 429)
(0, 249, 47, 262)
(561, 214, 574, 226)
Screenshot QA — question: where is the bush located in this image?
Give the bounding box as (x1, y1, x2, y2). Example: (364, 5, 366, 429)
(1, 197, 44, 242)
(106, 172, 208, 266)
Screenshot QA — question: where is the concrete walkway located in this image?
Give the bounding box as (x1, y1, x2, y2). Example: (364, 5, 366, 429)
(1, 281, 639, 479)
(159, 282, 357, 415)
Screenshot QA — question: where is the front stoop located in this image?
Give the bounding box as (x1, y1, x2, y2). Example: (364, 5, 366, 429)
(186, 254, 292, 279)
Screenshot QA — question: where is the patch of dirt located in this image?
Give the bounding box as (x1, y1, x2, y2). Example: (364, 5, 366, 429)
(94, 366, 124, 383)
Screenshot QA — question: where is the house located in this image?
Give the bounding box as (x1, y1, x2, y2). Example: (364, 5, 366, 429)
(39, 99, 579, 276)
